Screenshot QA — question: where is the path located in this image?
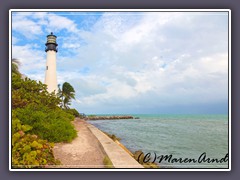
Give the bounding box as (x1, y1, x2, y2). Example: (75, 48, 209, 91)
(51, 118, 106, 168)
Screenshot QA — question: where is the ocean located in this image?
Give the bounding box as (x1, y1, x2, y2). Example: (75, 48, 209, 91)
(88, 114, 229, 169)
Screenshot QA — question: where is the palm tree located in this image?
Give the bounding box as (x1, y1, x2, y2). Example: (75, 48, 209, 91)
(12, 58, 21, 75)
(58, 82, 75, 109)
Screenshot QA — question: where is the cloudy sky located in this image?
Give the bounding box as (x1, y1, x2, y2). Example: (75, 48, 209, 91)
(11, 10, 229, 114)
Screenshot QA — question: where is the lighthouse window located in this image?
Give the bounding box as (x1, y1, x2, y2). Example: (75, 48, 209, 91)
(46, 66, 48, 70)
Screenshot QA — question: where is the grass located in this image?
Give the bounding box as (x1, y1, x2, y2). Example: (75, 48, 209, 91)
(103, 156, 114, 168)
(103, 131, 121, 141)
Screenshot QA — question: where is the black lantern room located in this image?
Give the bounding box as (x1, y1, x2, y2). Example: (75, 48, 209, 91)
(45, 32, 58, 52)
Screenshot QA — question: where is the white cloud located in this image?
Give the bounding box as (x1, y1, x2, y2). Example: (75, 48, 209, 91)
(62, 43, 81, 49)
(46, 13, 78, 33)
(12, 12, 80, 39)
(12, 44, 46, 82)
(12, 15, 44, 38)
(73, 12, 228, 113)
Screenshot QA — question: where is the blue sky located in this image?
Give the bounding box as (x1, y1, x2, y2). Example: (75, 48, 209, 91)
(11, 11, 229, 114)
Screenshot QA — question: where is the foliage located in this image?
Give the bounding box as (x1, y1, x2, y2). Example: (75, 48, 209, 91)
(103, 131, 121, 141)
(58, 82, 75, 109)
(15, 105, 77, 143)
(12, 73, 61, 109)
(12, 58, 21, 75)
(103, 156, 114, 168)
(11, 65, 78, 168)
(64, 108, 80, 118)
(64, 108, 86, 119)
(12, 112, 60, 168)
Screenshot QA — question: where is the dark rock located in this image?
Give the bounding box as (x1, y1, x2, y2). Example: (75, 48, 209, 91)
(85, 115, 134, 120)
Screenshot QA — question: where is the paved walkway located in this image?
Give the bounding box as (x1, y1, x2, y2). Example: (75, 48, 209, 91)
(52, 118, 105, 168)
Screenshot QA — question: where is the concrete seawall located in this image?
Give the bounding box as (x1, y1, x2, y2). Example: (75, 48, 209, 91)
(86, 123, 144, 168)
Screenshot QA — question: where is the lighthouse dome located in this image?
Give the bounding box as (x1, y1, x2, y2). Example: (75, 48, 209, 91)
(45, 32, 58, 52)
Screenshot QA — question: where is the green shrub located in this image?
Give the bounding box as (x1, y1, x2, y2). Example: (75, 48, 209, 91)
(11, 68, 78, 168)
(12, 113, 60, 168)
(15, 105, 77, 143)
(64, 108, 81, 118)
(12, 73, 61, 109)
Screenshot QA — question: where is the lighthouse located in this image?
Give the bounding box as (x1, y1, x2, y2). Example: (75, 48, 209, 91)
(44, 32, 58, 93)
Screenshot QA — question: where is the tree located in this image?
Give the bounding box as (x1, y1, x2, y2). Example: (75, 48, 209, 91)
(12, 58, 21, 75)
(12, 73, 61, 109)
(58, 82, 75, 109)
(11, 63, 76, 168)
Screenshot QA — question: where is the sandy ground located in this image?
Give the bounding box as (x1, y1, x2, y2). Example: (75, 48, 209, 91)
(51, 118, 106, 168)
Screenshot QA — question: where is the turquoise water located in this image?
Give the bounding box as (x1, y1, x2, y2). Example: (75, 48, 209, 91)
(88, 114, 229, 168)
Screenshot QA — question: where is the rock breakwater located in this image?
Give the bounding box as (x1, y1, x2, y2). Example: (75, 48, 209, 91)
(85, 115, 134, 120)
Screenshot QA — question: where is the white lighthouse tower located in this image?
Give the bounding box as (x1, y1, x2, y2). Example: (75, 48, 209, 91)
(44, 32, 58, 93)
